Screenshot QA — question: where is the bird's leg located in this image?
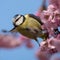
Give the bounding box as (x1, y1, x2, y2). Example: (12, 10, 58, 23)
(35, 38, 40, 46)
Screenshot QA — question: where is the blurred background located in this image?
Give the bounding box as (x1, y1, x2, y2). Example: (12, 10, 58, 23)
(0, 0, 48, 60)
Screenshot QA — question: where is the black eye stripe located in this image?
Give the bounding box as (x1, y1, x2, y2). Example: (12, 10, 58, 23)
(15, 15, 22, 23)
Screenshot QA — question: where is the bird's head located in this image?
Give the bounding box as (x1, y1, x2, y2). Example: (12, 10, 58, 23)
(12, 14, 25, 27)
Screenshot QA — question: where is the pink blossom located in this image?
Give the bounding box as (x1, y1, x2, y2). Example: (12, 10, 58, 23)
(36, 35, 60, 60)
(0, 34, 21, 48)
(40, 4, 60, 37)
(47, 35, 60, 52)
(36, 40, 57, 60)
(49, 0, 60, 9)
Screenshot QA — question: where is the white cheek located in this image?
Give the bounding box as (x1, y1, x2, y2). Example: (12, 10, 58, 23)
(16, 17, 23, 25)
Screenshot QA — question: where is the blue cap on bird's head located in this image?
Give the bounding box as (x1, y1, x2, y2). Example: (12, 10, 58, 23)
(13, 14, 22, 20)
(12, 14, 25, 27)
(14, 14, 20, 18)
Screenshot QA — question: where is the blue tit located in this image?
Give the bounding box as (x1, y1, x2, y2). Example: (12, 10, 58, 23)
(3, 14, 49, 46)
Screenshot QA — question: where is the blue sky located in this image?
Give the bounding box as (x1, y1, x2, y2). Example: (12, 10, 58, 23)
(0, 0, 42, 31)
(0, 0, 43, 60)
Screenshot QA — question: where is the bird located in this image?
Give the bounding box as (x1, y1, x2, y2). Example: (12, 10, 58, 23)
(2, 14, 49, 46)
